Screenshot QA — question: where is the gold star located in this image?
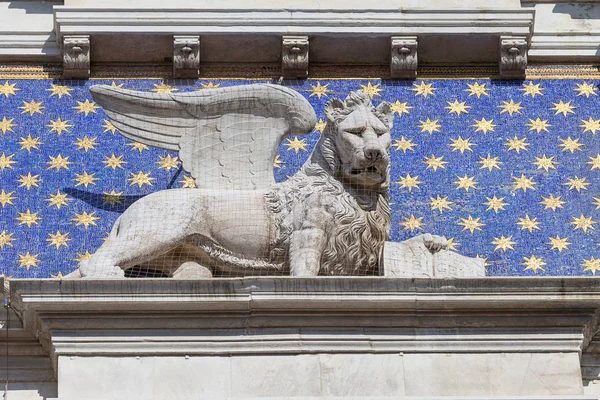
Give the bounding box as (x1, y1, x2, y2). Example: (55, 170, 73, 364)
(51, 272, 64, 279)
(454, 174, 477, 192)
(492, 235, 516, 252)
(430, 195, 453, 213)
(74, 171, 98, 188)
(522, 255, 546, 274)
(0, 153, 17, 171)
(465, 82, 489, 98)
(458, 215, 485, 234)
(505, 136, 529, 153)
(74, 250, 93, 262)
(498, 99, 523, 116)
(396, 174, 422, 192)
(17, 172, 41, 190)
(559, 137, 584, 153)
(72, 210, 100, 228)
(0, 117, 16, 134)
(128, 141, 149, 152)
(551, 100, 576, 117)
(478, 154, 502, 172)
(46, 231, 71, 249)
(74, 135, 98, 152)
(517, 215, 541, 232)
(580, 117, 600, 135)
(0, 81, 19, 97)
(446, 237, 459, 251)
(102, 153, 126, 170)
(180, 175, 196, 188)
(400, 214, 424, 231)
(46, 154, 72, 172)
(418, 117, 441, 134)
(273, 154, 285, 169)
(472, 118, 496, 134)
(151, 82, 178, 94)
(423, 154, 447, 172)
(285, 136, 309, 153)
(47, 117, 73, 135)
(16, 209, 41, 228)
(594, 197, 600, 210)
(583, 257, 600, 275)
(314, 118, 326, 133)
(103, 190, 124, 207)
(520, 82, 544, 97)
(199, 82, 220, 90)
(18, 252, 40, 270)
(571, 214, 596, 233)
(565, 176, 590, 192)
(391, 100, 413, 116)
(574, 82, 597, 98)
(548, 236, 571, 253)
(0, 231, 15, 248)
(157, 154, 179, 171)
(410, 81, 436, 98)
(526, 117, 551, 133)
(0, 190, 15, 207)
(588, 154, 600, 170)
(449, 136, 475, 153)
(73, 99, 100, 116)
(540, 194, 566, 211)
(47, 83, 73, 99)
(483, 195, 508, 213)
(102, 119, 118, 134)
(46, 190, 70, 209)
(512, 174, 536, 192)
(128, 171, 155, 188)
(392, 137, 417, 153)
(533, 154, 557, 172)
(445, 100, 470, 115)
(18, 134, 42, 152)
(309, 82, 332, 99)
(19, 100, 44, 115)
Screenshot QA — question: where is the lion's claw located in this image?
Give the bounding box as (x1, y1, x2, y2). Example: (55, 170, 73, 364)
(423, 233, 448, 254)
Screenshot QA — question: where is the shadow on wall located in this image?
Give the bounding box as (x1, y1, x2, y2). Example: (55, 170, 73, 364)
(63, 188, 146, 213)
(6, 1, 62, 14)
(553, 3, 600, 19)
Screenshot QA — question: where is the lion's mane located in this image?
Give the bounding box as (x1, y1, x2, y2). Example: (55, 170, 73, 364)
(265, 92, 391, 275)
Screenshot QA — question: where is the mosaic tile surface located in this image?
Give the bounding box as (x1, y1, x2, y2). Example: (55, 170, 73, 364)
(0, 78, 599, 278)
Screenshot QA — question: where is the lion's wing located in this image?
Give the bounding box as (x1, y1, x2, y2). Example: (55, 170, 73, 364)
(89, 84, 316, 190)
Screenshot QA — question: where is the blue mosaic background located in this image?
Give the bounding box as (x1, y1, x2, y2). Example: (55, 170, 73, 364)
(0, 78, 599, 278)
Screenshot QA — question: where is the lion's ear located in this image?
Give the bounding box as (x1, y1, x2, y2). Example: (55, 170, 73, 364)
(376, 101, 394, 129)
(324, 98, 345, 123)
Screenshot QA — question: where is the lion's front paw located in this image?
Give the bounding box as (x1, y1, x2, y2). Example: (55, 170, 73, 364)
(422, 233, 448, 254)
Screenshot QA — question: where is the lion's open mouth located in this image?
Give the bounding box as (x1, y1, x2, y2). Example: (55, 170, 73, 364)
(350, 166, 379, 175)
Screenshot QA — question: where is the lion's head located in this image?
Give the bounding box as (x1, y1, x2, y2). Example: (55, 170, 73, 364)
(322, 91, 393, 189)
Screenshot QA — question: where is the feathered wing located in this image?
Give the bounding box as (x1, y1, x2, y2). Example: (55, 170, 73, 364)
(89, 84, 316, 190)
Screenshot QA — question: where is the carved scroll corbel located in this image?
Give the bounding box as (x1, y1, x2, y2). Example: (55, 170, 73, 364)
(390, 36, 417, 79)
(499, 36, 528, 79)
(63, 35, 90, 79)
(282, 36, 309, 79)
(173, 35, 200, 79)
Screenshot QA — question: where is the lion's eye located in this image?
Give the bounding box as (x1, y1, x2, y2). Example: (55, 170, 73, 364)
(345, 127, 366, 135)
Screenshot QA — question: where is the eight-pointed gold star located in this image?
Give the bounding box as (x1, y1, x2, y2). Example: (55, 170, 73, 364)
(46, 154, 72, 172)
(19, 100, 44, 115)
(571, 214, 596, 233)
(0, 117, 16, 134)
(72, 210, 100, 228)
(0, 231, 15, 248)
(454, 174, 477, 191)
(18, 134, 42, 152)
(588, 154, 600, 171)
(512, 174, 536, 192)
(180, 175, 196, 188)
(285, 136, 309, 153)
(0, 153, 17, 171)
(418, 117, 441, 134)
(46, 231, 71, 249)
(458, 215, 485, 234)
(360, 82, 382, 99)
(102, 153, 126, 170)
(550, 100, 576, 117)
(574, 82, 597, 98)
(548, 236, 571, 253)
(540, 194, 566, 211)
(583, 257, 600, 275)
(472, 118, 496, 134)
(391, 100, 412, 116)
(309, 82, 332, 99)
(47, 117, 73, 135)
(423, 154, 448, 172)
(526, 117, 551, 133)
(410, 81, 436, 98)
(151, 83, 177, 94)
(47, 84, 73, 99)
(478, 154, 502, 171)
(128, 171, 155, 188)
(445, 100, 470, 115)
(73, 99, 100, 116)
(0, 81, 19, 97)
(127, 141, 149, 152)
(400, 214, 424, 231)
(17, 172, 41, 190)
(505, 136, 529, 153)
(392, 136, 417, 153)
(517, 215, 541, 232)
(520, 82, 544, 97)
(16, 209, 41, 228)
(492, 235, 516, 252)
(0, 189, 15, 207)
(396, 174, 422, 192)
(533, 154, 557, 172)
(46, 190, 71, 209)
(564, 176, 590, 192)
(449, 136, 475, 153)
(103, 190, 125, 207)
(465, 82, 489, 98)
(18, 252, 40, 270)
(580, 117, 600, 135)
(102, 119, 118, 134)
(74, 135, 98, 152)
(559, 136, 584, 153)
(498, 99, 523, 116)
(74, 171, 98, 188)
(522, 255, 546, 273)
(483, 195, 508, 213)
(157, 154, 179, 171)
(429, 195, 453, 213)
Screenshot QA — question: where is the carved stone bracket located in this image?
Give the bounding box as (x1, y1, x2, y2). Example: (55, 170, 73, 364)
(282, 35, 309, 79)
(63, 35, 90, 79)
(173, 35, 200, 79)
(499, 35, 528, 79)
(390, 36, 418, 79)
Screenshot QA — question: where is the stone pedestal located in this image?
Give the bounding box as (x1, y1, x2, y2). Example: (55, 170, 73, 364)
(8, 277, 600, 399)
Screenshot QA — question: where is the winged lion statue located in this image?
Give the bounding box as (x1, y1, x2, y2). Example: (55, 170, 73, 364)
(73, 83, 480, 278)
